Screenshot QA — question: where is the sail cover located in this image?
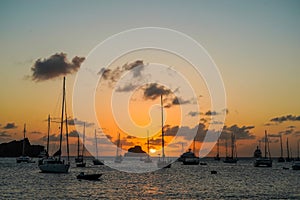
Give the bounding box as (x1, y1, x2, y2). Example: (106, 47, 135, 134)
(53, 149, 61, 157)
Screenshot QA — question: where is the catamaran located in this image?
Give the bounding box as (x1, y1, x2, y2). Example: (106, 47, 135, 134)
(38, 77, 70, 173)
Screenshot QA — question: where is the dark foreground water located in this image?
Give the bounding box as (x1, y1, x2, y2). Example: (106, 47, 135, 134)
(0, 157, 299, 199)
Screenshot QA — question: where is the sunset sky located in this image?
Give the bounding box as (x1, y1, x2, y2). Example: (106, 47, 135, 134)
(1, 1, 300, 158)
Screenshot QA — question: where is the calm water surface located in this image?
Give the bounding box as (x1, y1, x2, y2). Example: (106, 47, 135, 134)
(0, 158, 299, 199)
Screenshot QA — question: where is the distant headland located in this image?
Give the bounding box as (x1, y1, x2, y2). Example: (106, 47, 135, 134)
(0, 138, 44, 157)
(124, 145, 148, 157)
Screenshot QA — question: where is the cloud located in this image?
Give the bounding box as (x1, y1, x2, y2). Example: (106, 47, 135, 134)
(287, 125, 296, 129)
(171, 97, 191, 105)
(30, 131, 42, 135)
(68, 130, 79, 137)
(270, 114, 300, 123)
(205, 110, 218, 116)
(188, 111, 201, 117)
(100, 60, 145, 82)
(143, 83, 172, 100)
(222, 125, 255, 140)
(164, 125, 179, 137)
(115, 83, 137, 93)
(67, 118, 94, 127)
(0, 131, 10, 137)
(2, 123, 17, 129)
(40, 134, 60, 142)
(31, 52, 85, 81)
(268, 133, 281, 138)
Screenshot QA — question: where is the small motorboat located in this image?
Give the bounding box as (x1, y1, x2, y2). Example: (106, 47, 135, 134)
(292, 161, 300, 170)
(77, 172, 102, 180)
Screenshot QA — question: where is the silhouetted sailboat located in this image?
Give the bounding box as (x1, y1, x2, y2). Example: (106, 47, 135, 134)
(253, 141, 262, 158)
(114, 133, 123, 163)
(223, 132, 238, 163)
(144, 131, 152, 163)
(254, 130, 272, 167)
(292, 141, 300, 170)
(278, 134, 285, 162)
(39, 77, 70, 173)
(214, 138, 221, 161)
(285, 137, 293, 162)
(16, 124, 33, 163)
(93, 129, 104, 165)
(157, 95, 171, 168)
(76, 123, 86, 167)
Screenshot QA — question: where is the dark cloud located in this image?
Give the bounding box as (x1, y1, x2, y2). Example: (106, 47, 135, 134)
(188, 111, 201, 117)
(171, 97, 191, 105)
(287, 125, 296, 129)
(270, 114, 300, 123)
(3, 123, 17, 129)
(68, 130, 79, 137)
(143, 83, 171, 100)
(31, 52, 85, 81)
(222, 125, 255, 140)
(164, 125, 179, 137)
(205, 110, 218, 116)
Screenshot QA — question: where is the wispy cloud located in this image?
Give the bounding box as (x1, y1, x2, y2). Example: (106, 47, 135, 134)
(270, 114, 300, 123)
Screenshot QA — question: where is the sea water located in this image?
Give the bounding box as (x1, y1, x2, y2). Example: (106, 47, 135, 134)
(0, 157, 299, 199)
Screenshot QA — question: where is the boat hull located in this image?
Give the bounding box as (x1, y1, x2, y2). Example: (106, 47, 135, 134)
(223, 157, 238, 163)
(254, 158, 272, 167)
(39, 162, 70, 173)
(182, 157, 200, 165)
(93, 159, 104, 165)
(76, 162, 86, 167)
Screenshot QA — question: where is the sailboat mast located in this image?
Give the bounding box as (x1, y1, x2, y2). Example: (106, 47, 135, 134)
(287, 137, 290, 159)
(297, 139, 299, 160)
(47, 115, 50, 156)
(77, 132, 80, 158)
(217, 138, 219, 156)
(264, 131, 267, 158)
(82, 122, 85, 158)
(58, 77, 66, 161)
(22, 123, 26, 156)
(280, 134, 283, 157)
(231, 132, 234, 159)
(161, 95, 165, 159)
(225, 137, 228, 157)
(116, 133, 120, 157)
(147, 130, 150, 158)
(95, 129, 98, 159)
(64, 101, 70, 162)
